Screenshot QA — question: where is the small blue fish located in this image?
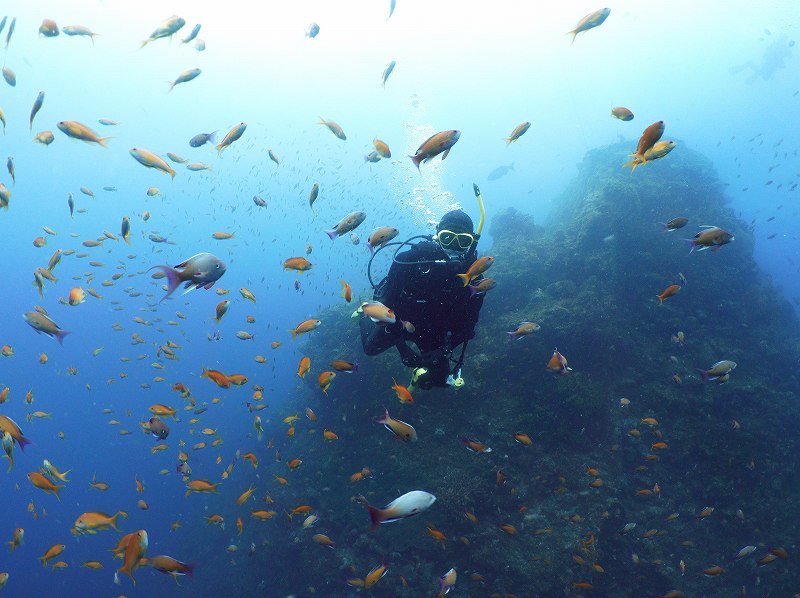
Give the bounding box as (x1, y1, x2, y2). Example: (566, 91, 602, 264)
(381, 60, 396, 87)
(181, 23, 201, 44)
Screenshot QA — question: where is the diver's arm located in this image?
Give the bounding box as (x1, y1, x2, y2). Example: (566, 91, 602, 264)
(360, 316, 402, 355)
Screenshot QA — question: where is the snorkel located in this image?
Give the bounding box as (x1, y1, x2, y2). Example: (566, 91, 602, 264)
(473, 183, 485, 239)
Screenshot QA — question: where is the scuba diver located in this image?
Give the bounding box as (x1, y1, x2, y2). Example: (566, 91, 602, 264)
(360, 184, 487, 391)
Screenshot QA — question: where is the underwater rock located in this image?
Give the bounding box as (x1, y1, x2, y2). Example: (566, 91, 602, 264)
(272, 140, 800, 597)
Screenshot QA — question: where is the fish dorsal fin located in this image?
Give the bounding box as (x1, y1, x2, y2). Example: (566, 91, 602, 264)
(173, 252, 208, 268)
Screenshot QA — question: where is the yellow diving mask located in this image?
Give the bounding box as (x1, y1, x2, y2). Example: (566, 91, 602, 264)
(436, 229, 475, 251)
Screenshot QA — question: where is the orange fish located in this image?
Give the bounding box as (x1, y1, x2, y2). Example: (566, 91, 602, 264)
(148, 555, 194, 578)
(513, 432, 533, 445)
(340, 279, 352, 302)
(427, 525, 447, 545)
(290, 319, 321, 340)
(456, 256, 494, 286)
(68, 287, 86, 306)
(318, 371, 336, 394)
(409, 130, 460, 171)
(214, 300, 230, 323)
(236, 485, 255, 506)
(330, 359, 358, 373)
(297, 356, 311, 378)
(686, 226, 735, 253)
(546, 348, 572, 374)
(312, 533, 335, 548)
(361, 302, 396, 324)
(28, 471, 64, 500)
(201, 368, 230, 389)
(364, 563, 388, 588)
(627, 120, 665, 171)
(40, 543, 66, 566)
(657, 284, 681, 304)
(226, 374, 248, 386)
(323, 430, 338, 441)
(116, 530, 148, 585)
(611, 107, 634, 121)
(283, 257, 312, 272)
(462, 437, 492, 453)
(391, 378, 413, 404)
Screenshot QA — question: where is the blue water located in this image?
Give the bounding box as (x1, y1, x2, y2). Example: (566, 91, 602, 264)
(0, 2, 797, 596)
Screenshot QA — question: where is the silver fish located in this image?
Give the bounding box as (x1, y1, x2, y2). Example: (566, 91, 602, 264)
(149, 252, 226, 302)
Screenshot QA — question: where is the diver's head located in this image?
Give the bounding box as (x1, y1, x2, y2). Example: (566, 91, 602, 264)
(435, 209, 476, 259)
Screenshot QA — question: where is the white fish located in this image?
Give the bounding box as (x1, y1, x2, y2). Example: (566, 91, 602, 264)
(734, 545, 757, 560)
(359, 490, 435, 529)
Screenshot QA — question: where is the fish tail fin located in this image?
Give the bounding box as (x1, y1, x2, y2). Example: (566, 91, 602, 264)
(53, 485, 63, 501)
(139, 40, 149, 50)
(657, 295, 664, 304)
(456, 274, 470, 287)
(98, 137, 111, 148)
(468, 284, 479, 297)
(698, 368, 710, 382)
(110, 513, 123, 530)
(150, 266, 182, 301)
(367, 504, 384, 530)
(55, 330, 70, 346)
(290, 329, 298, 340)
(409, 154, 421, 172)
(504, 137, 512, 145)
(683, 239, 697, 253)
(567, 31, 577, 45)
(168, 81, 175, 92)
(17, 436, 32, 451)
(324, 229, 338, 241)
(351, 363, 359, 373)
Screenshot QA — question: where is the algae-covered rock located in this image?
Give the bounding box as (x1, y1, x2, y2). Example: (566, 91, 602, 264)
(237, 141, 800, 597)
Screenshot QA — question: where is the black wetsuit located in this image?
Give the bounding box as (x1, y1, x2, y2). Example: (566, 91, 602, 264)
(360, 240, 484, 388)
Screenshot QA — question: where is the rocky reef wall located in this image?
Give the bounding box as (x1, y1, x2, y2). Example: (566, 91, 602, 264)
(246, 142, 800, 597)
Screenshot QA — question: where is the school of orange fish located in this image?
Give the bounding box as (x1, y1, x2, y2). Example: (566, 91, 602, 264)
(0, 7, 792, 598)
